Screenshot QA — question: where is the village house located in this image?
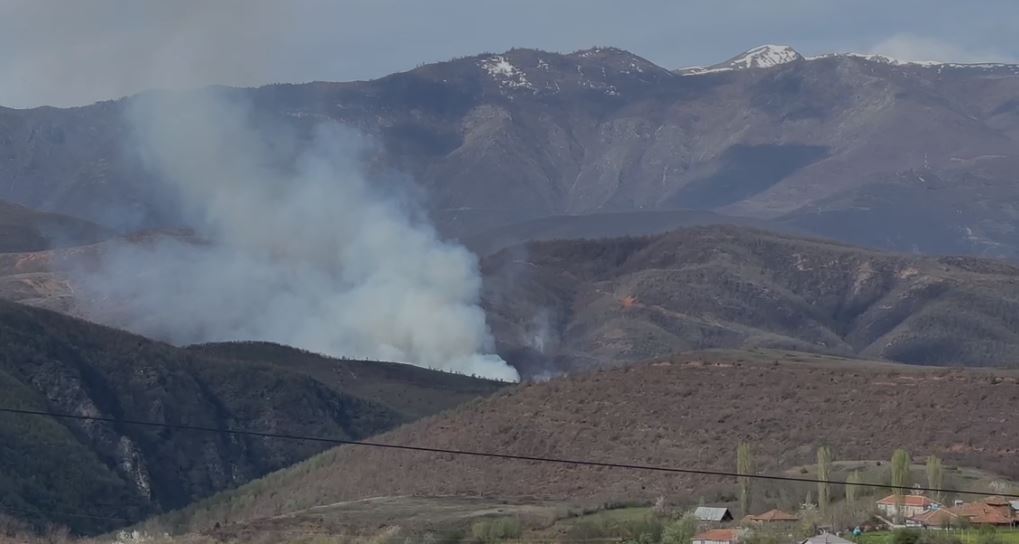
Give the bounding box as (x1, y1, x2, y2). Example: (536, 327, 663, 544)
(742, 509, 799, 524)
(949, 496, 1018, 527)
(876, 494, 941, 519)
(693, 528, 742, 544)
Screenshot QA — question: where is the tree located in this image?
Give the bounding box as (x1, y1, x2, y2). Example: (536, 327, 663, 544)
(845, 470, 862, 505)
(796, 503, 820, 539)
(891, 449, 911, 492)
(817, 446, 833, 514)
(926, 455, 944, 502)
(737, 442, 754, 515)
(891, 449, 911, 521)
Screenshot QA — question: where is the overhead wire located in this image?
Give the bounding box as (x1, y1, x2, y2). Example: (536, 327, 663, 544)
(1, 405, 1015, 500)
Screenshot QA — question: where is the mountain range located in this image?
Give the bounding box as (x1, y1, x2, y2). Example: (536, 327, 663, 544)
(4, 43, 1019, 536)
(4, 225, 1019, 379)
(3, 45, 1019, 260)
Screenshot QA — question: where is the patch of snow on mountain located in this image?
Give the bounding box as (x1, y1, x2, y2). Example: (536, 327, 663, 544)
(797, 52, 1019, 75)
(575, 47, 615, 58)
(479, 55, 535, 91)
(679, 66, 734, 76)
(834, 53, 1019, 73)
(844, 53, 939, 66)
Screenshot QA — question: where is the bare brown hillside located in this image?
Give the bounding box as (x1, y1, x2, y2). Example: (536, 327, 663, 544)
(151, 350, 1019, 533)
(0, 199, 110, 252)
(483, 226, 1019, 377)
(6, 226, 1019, 380)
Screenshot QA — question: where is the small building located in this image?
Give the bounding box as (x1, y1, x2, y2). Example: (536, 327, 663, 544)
(694, 528, 742, 544)
(800, 534, 855, 544)
(876, 494, 941, 519)
(908, 508, 960, 528)
(743, 509, 799, 524)
(695, 507, 735, 523)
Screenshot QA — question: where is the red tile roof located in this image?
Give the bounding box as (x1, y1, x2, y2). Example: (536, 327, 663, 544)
(910, 508, 959, 526)
(950, 502, 1016, 525)
(981, 496, 1012, 507)
(694, 529, 742, 543)
(746, 509, 799, 522)
(877, 494, 939, 507)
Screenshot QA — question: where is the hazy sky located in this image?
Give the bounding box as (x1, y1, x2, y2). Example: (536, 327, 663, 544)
(2, 0, 1018, 108)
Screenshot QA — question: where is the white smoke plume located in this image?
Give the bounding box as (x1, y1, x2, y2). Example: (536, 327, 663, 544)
(73, 90, 518, 382)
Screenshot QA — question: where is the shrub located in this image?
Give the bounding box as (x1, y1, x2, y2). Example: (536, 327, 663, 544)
(422, 528, 465, 544)
(892, 528, 921, 544)
(469, 517, 522, 543)
(976, 525, 1000, 544)
(917, 531, 963, 544)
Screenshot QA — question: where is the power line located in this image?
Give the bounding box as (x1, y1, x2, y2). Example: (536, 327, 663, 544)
(1, 406, 1016, 500)
(0, 504, 129, 523)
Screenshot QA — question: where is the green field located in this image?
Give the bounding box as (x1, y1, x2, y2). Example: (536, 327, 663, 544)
(855, 529, 1019, 544)
(566, 506, 655, 524)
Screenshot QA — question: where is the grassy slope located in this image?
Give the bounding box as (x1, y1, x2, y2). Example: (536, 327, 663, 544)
(141, 349, 1019, 535)
(857, 530, 1019, 544)
(0, 301, 504, 534)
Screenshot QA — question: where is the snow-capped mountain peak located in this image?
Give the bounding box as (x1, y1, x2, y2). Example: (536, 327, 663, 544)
(727, 44, 803, 69)
(678, 44, 803, 75)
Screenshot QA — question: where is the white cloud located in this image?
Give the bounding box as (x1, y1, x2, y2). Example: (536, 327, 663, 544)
(868, 34, 1014, 64)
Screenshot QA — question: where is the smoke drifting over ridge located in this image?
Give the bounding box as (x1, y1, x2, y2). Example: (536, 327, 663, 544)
(73, 90, 518, 381)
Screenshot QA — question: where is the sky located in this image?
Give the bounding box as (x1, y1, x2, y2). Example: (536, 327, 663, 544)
(2, 0, 1018, 109)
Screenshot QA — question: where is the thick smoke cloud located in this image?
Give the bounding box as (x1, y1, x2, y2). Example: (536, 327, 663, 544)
(73, 90, 518, 381)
